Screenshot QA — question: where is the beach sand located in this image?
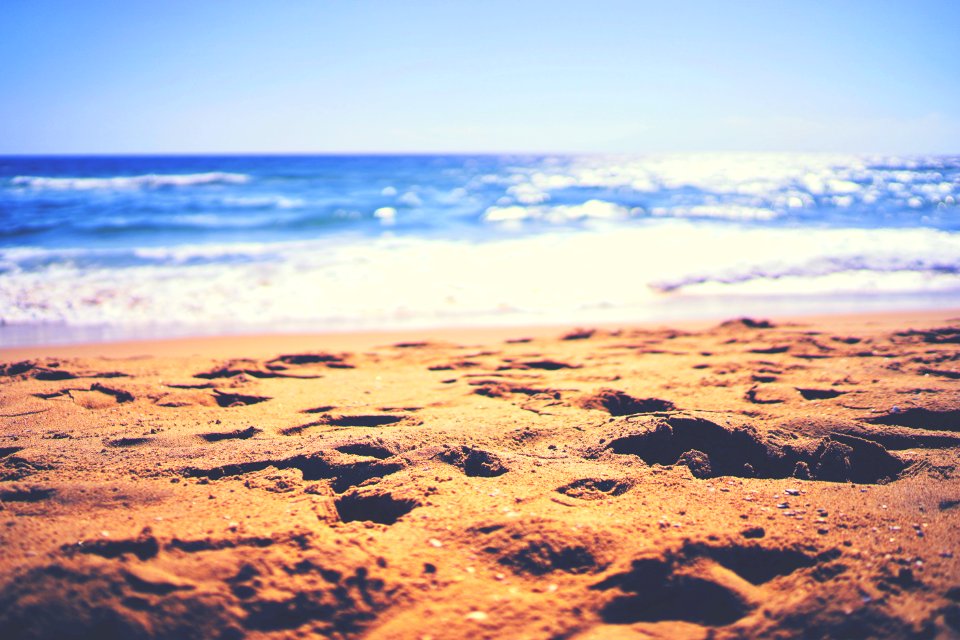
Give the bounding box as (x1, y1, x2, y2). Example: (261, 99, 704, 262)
(1, 310, 959, 639)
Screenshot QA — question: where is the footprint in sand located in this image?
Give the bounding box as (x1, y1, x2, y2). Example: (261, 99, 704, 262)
(597, 414, 905, 484)
(866, 407, 960, 432)
(34, 383, 134, 409)
(199, 426, 262, 442)
(334, 489, 419, 524)
(0, 484, 57, 503)
(437, 445, 508, 477)
(555, 478, 633, 500)
(472, 518, 606, 575)
(578, 389, 675, 416)
(104, 437, 153, 448)
(593, 543, 824, 627)
(334, 442, 397, 459)
(212, 390, 271, 408)
(282, 414, 409, 435)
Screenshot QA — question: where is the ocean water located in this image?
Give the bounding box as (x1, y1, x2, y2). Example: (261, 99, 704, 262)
(2, 153, 959, 346)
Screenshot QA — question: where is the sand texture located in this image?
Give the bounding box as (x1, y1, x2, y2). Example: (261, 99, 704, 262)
(1, 313, 959, 639)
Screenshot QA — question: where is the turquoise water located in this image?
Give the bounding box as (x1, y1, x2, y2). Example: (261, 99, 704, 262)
(2, 153, 959, 345)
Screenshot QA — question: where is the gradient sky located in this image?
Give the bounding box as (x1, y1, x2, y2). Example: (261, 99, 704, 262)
(2, 0, 959, 154)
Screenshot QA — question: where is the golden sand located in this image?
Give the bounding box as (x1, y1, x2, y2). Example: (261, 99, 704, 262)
(1, 310, 959, 638)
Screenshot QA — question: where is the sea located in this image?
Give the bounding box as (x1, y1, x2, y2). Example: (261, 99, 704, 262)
(2, 153, 959, 346)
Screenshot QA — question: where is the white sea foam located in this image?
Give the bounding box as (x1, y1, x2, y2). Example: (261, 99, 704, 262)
(10, 172, 250, 190)
(483, 199, 632, 224)
(506, 183, 550, 204)
(649, 205, 780, 221)
(677, 271, 960, 297)
(2, 222, 958, 332)
(374, 207, 397, 225)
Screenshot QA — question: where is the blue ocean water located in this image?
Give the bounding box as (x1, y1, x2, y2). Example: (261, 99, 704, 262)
(2, 153, 959, 345)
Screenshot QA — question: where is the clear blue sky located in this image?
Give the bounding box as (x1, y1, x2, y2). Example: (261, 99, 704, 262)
(2, 1, 959, 154)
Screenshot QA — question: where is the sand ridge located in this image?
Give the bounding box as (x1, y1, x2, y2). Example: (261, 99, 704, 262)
(1, 314, 959, 638)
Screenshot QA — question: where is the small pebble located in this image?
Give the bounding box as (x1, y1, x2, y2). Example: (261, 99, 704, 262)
(465, 611, 488, 622)
(428, 538, 443, 548)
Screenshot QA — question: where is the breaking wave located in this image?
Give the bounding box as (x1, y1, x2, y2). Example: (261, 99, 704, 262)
(1, 153, 958, 344)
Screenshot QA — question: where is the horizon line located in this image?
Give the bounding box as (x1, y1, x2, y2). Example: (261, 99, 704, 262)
(2, 149, 958, 158)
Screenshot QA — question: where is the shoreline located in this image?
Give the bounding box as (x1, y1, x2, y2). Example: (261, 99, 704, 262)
(7, 306, 960, 360)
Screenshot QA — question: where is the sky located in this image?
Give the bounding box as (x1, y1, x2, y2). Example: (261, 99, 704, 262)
(1, 0, 959, 154)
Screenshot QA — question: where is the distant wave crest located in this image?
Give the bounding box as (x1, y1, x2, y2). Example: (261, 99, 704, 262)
(10, 172, 250, 190)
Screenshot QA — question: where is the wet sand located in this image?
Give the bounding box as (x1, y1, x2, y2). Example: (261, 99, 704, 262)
(1, 310, 959, 639)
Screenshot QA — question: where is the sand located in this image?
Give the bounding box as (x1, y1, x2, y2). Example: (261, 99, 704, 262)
(1, 310, 959, 639)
